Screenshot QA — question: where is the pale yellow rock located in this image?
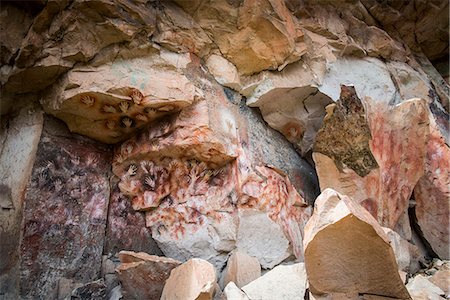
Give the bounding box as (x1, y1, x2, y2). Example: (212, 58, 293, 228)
(221, 251, 261, 289)
(161, 258, 217, 300)
(303, 189, 411, 299)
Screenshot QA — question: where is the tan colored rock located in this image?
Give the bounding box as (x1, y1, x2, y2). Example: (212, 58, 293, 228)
(175, 0, 306, 75)
(428, 261, 450, 296)
(313, 98, 429, 230)
(223, 282, 249, 300)
(42, 49, 198, 144)
(406, 275, 445, 300)
(206, 54, 241, 91)
(222, 251, 261, 289)
(153, 1, 214, 57)
(241, 263, 307, 300)
(116, 251, 181, 300)
(303, 189, 410, 299)
(161, 258, 216, 300)
(414, 116, 450, 260)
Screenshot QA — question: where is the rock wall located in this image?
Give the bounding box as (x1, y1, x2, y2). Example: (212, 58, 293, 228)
(0, 0, 448, 299)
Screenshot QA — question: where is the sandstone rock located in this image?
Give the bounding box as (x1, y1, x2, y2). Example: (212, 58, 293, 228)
(161, 258, 216, 300)
(360, 0, 448, 62)
(116, 251, 181, 300)
(428, 260, 450, 296)
(221, 251, 261, 289)
(241, 263, 307, 300)
(19, 117, 111, 299)
(223, 282, 249, 300)
(2, 0, 157, 94)
(383, 227, 422, 274)
(206, 54, 241, 91)
(0, 105, 43, 299)
(313, 97, 429, 230)
(236, 210, 292, 269)
(414, 116, 450, 260)
(111, 61, 315, 271)
(406, 275, 445, 300)
(104, 178, 162, 257)
(303, 189, 410, 299)
(153, 1, 214, 57)
(175, 0, 306, 75)
(0, 4, 34, 66)
(42, 49, 198, 144)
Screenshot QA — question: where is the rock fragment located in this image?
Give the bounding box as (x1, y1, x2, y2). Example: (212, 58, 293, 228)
(116, 251, 181, 300)
(303, 189, 410, 299)
(160, 258, 216, 300)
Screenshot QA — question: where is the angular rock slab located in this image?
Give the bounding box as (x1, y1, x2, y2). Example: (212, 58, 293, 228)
(241, 263, 307, 300)
(20, 122, 111, 298)
(42, 50, 198, 144)
(303, 189, 410, 299)
(161, 258, 216, 300)
(222, 251, 261, 289)
(414, 116, 450, 259)
(116, 251, 181, 300)
(314, 97, 429, 229)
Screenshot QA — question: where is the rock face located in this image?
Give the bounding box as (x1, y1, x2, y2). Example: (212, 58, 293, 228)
(303, 189, 410, 299)
(160, 258, 216, 300)
(116, 251, 181, 300)
(0, 105, 43, 299)
(414, 117, 450, 260)
(20, 117, 112, 299)
(313, 95, 429, 231)
(1, 0, 449, 298)
(241, 263, 308, 300)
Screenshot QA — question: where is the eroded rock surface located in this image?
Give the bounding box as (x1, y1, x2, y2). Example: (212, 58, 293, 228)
(20, 117, 111, 299)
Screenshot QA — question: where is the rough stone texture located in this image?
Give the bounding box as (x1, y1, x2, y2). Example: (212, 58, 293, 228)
(221, 251, 261, 289)
(174, 0, 307, 75)
(314, 85, 378, 177)
(241, 263, 308, 300)
(42, 49, 198, 144)
(0, 105, 44, 300)
(19, 117, 111, 299)
(104, 178, 162, 257)
(303, 189, 410, 299)
(116, 251, 181, 300)
(160, 258, 216, 300)
(414, 116, 450, 260)
(110, 60, 315, 270)
(314, 98, 429, 230)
